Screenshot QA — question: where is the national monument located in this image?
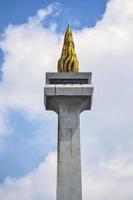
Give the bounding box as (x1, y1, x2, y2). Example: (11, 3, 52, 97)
(44, 25, 94, 200)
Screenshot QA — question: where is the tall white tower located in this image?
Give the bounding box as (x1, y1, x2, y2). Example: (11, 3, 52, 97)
(44, 26, 93, 200)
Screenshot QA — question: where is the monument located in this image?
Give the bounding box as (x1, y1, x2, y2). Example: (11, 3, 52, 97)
(44, 25, 94, 200)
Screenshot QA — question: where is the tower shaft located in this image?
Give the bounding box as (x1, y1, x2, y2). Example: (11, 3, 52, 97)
(57, 102, 82, 200)
(44, 72, 93, 200)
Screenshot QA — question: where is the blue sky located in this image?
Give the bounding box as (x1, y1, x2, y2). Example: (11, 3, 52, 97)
(0, 0, 107, 81)
(0, 0, 107, 32)
(0, 0, 107, 182)
(0, 0, 133, 199)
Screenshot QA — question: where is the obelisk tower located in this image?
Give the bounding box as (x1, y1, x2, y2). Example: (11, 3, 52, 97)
(44, 25, 93, 200)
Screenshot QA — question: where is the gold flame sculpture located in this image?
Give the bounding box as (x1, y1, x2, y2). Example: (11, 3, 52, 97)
(58, 25, 79, 72)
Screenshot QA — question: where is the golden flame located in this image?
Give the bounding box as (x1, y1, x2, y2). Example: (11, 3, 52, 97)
(58, 25, 79, 72)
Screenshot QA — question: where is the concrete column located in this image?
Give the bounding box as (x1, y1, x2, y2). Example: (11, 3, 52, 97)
(57, 102, 82, 200)
(44, 72, 93, 200)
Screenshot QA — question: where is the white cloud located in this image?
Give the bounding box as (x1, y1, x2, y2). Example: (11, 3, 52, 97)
(83, 159, 133, 200)
(28, 2, 61, 23)
(0, 153, 133, 200)
(0, 152, 56, 200)
(0, 0, 133, 199)
(0, 3, 61, 129)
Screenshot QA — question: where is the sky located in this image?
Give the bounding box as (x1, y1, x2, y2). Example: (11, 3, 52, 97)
(0, 0, 133, 200)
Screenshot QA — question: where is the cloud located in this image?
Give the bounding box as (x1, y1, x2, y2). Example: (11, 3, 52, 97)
(0, 152, 56, 200)
(0, 3, 61, 140)
(83, 158, 133, 200)
(0, 0, 133, 199)
(0, 153, 133, 200)
(28, 2, 61, 23)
